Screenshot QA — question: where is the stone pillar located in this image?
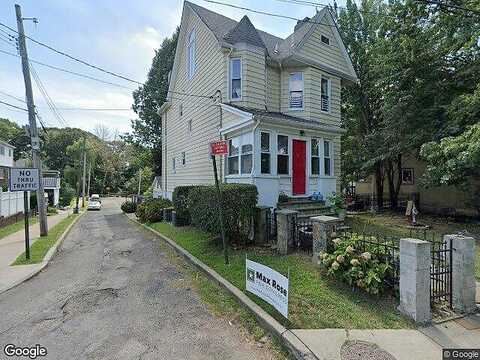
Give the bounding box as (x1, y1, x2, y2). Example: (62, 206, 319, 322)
(254, 206, 270, 246)
(446, 234, 477, 313)
(311, 215, 342, 264)
(171, 210, 177, 226)
(398, 238, 431, 324)
(162, 208, 168, 222)
(276, 209, 297, 255)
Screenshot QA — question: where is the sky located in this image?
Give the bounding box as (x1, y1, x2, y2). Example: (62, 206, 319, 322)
(0, 0, 345, 137)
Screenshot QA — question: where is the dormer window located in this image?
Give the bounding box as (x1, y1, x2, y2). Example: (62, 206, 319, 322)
(321, 35, 330, 45)
(289, 72, 303, 109)
(229, 58, 242, 100)
(321, 77, 330, 112)
(187, 30, 196, 79)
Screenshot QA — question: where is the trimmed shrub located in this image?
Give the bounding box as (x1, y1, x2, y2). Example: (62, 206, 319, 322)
(59, 184, 76, 207)
(187, 184, 258, 240)
(136, 198, 172, 223)
(172, 185, 197, 225)
(121, 201, 137, 214)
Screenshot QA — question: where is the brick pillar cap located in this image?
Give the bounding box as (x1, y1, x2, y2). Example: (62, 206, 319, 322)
(276, 209, 298, 215)
(311, 215, 342, 223)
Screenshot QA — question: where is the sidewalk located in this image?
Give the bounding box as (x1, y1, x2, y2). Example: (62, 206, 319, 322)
(0, 210, 70, 294)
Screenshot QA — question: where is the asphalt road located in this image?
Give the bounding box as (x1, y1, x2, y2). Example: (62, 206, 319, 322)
(0, 198, 273, 360)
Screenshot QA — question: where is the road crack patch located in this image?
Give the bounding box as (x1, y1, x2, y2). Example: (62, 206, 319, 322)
(61, 288, 119, 317)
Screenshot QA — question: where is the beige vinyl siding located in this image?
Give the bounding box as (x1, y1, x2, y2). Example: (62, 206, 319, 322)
(297, 23, 350, 76)
(266, 65, 280, 112)
(280, 67, 311, 120)
(222, 109, 244, 128)
(229, 46, 266, 110)
(165, 6, 225, 193)
(309, 68, 341, 127)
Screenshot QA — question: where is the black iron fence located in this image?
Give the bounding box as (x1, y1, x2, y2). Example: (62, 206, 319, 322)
(293, 217, 314, 253)
(430, 238, 453, 308)
(265, 208, 277, 242)
(348, 194, 417, 212)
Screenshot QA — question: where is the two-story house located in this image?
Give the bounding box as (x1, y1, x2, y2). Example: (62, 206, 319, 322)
(159, 1, 357, 207)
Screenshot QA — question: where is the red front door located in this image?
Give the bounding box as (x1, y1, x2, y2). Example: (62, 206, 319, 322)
(292, 139, 306, 195)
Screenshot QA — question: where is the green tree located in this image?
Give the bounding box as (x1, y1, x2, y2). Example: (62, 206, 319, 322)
(126, 28, 179, 176)
(0, 117, 30, 160)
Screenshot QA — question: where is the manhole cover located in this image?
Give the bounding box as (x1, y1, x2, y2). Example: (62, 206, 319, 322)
(341, 340, 396, 360)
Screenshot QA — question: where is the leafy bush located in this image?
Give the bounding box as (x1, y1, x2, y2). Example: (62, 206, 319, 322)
(278, 192, 289, 203)
(187, 184, 258, 240)
(121, 201, 137, 214)
(172, 185, 197, 225)
(59, 183, 76, 207)
(47, 206, 58, 215)
(318, 234, 393, 295)
(136, 198, 172, 223)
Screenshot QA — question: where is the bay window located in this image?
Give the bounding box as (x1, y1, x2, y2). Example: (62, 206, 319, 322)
(324, 140, 332, 176)
(230, 58, 242, 100)
(311, 139, 320, 175)
(227, 133, 253, 175)
(289, 72, 303, 109)
(277, 135, 289, 175)
(261, 132, 270, 174)
(321, 77, 330, 112)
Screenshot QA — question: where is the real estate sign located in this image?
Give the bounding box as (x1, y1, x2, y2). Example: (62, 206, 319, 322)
(246, 259, 289, 318)
(9, 168, 39, 192)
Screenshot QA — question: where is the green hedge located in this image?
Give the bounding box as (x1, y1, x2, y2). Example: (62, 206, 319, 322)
(136, 198, 172, 223)
(187, 184, 258, 239)
(121, 201, 137, 214)
(172, 185, 197, 225)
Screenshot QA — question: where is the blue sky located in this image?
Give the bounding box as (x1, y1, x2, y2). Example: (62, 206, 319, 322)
(0, 0, 344, 136)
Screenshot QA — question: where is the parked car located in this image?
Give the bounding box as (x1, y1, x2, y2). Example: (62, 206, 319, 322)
(90, 194, 101, 203)
(87, 200, 102, 211)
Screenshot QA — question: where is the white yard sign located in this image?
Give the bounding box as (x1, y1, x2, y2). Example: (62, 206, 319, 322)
(246, 259, 289, 318)
(9, 168, 39, 192)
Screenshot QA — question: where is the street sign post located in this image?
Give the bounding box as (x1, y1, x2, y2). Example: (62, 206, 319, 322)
(9, 168, 40, 260)
(209, 140, 229, 264)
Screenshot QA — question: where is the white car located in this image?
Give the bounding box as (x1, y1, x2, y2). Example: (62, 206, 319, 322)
(87, 200, 102, 211)
(90, 194, 101, 203)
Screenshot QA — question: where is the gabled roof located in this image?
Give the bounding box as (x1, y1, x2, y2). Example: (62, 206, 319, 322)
(223, 15, 266, 49)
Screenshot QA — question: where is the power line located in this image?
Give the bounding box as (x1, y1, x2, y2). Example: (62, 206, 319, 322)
(416, 0, 480, 15)
(0, 49, 135, 90)
(0, 89, 26, 103)
(53, 107, 133, 111)
(0, 20, 144, 85)
(168, 90, 214, 99)
(0, 99, 28, 111)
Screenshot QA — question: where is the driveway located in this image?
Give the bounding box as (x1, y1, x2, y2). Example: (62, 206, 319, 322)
(0, 198, 273, 360)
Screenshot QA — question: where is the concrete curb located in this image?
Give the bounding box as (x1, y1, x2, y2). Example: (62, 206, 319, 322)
(0, 210, 86, 295)
(128, 215, 317, 360)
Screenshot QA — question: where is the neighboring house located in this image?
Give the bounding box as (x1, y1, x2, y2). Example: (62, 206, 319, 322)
(0, 140, 15, 185)
(152, 176, 162, 199)
(160, 2, 357, 207)
(0, 141, 24, 217)
(354, 154, 478, 217)
(42, 170, 61, 207)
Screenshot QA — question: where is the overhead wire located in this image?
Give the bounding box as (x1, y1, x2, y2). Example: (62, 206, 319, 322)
(0, 100, 28, 112)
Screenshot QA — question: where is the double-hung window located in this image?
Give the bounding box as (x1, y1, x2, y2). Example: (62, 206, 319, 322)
(277, 135, 289, 175)
(311, 139, 320, 175)
(227, 134, 253, 175)
(230, 58, 242, 100)
(187, 30, 196, 79)
(324, 140, 332, 176)
(321, 77, 330, 112)
(0, 146, 4, 155)
(289, 72, 303, 109)
(260, 132, 271, 174)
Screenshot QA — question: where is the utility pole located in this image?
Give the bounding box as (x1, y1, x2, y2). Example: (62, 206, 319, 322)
(137, 169, 142, 197)
(81, 136, 87, 207)
(86, 162, 92, 200)
(16, 4, 48, 236)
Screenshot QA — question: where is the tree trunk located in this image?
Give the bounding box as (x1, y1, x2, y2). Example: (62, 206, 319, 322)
(374, 162, 384, 210)
(386, 155, 402, 210)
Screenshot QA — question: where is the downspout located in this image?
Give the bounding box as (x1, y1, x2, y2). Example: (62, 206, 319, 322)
(252, 119, 260, 184)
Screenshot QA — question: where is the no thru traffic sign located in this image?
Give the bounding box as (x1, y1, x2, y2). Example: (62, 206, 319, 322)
(9, 168, 40, 192)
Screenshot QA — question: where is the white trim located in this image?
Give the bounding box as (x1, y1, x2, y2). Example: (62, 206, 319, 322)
(229, 57, 242, 101)
(260, 130, 272, 175)
(220, 118, 254, 135)
(288, 71, 304, 111)
(220, 103, 253, 120)
(320, 76, 331, 114)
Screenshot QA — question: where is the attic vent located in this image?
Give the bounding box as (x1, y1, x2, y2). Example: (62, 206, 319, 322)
(321, 35, 330, 45)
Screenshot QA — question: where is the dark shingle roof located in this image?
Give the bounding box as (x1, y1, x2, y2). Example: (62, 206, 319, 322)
(185, 1, 283, 56)
(223, 16, 265, 49)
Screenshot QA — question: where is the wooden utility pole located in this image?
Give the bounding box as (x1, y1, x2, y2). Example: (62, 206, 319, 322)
(81, 136, 87, 207)
(137, 169, 142, 196)
(16, 4, 48, 236)
(86, 162, 92, 199)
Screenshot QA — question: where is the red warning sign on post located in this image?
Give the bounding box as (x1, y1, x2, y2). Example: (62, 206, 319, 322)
(210, 140, 228, 156)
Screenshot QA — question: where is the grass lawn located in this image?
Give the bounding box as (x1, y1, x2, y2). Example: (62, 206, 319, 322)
(147, 222, 412, 330)
(12, 213, 79, 265)
(346, 212, 480, 280)
(0, 217, 38, 240)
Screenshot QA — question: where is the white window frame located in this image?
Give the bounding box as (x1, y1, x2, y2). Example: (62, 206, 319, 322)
(277, 134, 290, 175)
(321, 77, 331, 113)
(0, 146, 4, 155)
(8, 148, 11, 157)
(311, 138, 320, 176)
(289, 72, 304, 110)
(226, 133, 253, 176)
(187, 30, 196, 80)
(260, 131, 271, 175)
(323, 139, 333, 176)
(229, 57, 242, 101)
(181, 152, 186, 167)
